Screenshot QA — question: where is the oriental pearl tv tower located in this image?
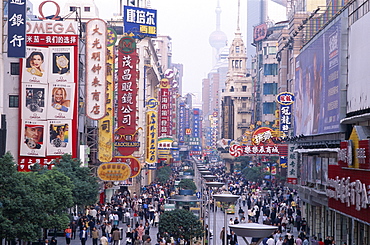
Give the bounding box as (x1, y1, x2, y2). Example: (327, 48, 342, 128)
(209, 0, 227, 66)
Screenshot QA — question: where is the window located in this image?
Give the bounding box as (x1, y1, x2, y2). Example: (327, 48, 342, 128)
(70, 6, 77, 11)
(84, 7, 90, 12)
(242, 102, 246, 108)
(10, 63, 20, 75)
(9, 95, 19, 108)
(242, 86, 247, 92)
(263, 47, 267, 55)
(263, 102, 276, 114)
(230, 86, 234, 92)
(236, 46, 240, 53)
(263, 63, 278, 76)
(269, 46, 277, 55)
(263, 83, 278, 95)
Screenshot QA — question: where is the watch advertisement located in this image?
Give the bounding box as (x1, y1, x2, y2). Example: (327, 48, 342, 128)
(47, 83, 75, 119)
(49, 46, 74, 83)
(47, 120, 72, 156)
(22, 83, 48, 120)
(22, 47, 49, 84)
(20, 120, 46, 157)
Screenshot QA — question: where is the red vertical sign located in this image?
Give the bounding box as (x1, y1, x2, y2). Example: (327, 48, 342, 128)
(115, 37, 140, 156)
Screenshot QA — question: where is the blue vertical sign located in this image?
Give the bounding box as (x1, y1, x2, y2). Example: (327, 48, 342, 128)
(8, 0, 26, 58)
(276, 92, 294, 134)
(178, 103, 185, 144)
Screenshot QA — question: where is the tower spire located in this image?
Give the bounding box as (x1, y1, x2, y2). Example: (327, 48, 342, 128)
(237, 0, 240, 32)
(216, 0, 221, 31)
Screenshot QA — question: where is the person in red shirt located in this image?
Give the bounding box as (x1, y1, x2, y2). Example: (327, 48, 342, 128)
(64, 225, 72, 245)
(318, 237, 325, 245)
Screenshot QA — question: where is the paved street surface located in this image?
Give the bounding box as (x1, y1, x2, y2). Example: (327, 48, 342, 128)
(48, 202, 299, 245)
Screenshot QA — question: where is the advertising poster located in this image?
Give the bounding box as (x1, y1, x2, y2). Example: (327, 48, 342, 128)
(22, 83, 48, 120)
(20, 120, 46, 157)
(47, 120, 72, 156)
(47, 83, 75, 119)
(49, 46, 74, 83)
(294, 20, 342, 136)
(22, 47, 49, 84)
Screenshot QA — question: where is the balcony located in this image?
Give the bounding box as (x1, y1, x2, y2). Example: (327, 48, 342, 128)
(238, 107, 252, 113)
(237, 122, 249, 128)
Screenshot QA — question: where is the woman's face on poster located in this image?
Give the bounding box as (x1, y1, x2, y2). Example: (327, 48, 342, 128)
(54, 89, 64, 103)
(31, 54, 43, 68)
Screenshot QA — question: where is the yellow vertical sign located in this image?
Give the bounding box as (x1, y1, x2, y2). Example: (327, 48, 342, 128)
(98, 41, 115, 162)
(146, 98, 158, 165)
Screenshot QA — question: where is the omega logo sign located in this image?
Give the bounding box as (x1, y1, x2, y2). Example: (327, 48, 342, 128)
(326, 177, 370, 211)
(38, 0, 61, 20)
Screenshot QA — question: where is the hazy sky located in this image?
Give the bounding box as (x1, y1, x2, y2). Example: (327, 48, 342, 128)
(30, 0, 286, 95)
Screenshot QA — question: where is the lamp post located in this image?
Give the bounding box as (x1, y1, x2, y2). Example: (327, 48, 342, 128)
(213, 194, 240, 245)
(228, 223, 278, 245)
(205, 182, 225, 245)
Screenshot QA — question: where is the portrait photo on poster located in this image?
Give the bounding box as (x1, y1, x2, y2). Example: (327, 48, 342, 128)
(49, 46, 74, 83)
(47, 83, 75, 119)
(47, 120, 72, 156)
(22, 47, 49, 84)
(20, 120, 46, 157)
(22, 83, 48, 120)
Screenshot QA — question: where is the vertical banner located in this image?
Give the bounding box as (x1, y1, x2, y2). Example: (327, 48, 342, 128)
(8, 0, 26, 57)
(287, 144, 297, 184)
(86, 19, 107, 120)
(145, 98, 158, 167)
(115, 36, 140, 156)
(158, 79, 170, 137)
(178, 103, 185, 144)
(98, 28, 117, 162)
(276, 92, 294, 134)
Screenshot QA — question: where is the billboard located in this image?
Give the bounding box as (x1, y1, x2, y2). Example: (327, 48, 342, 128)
(123, 6, 157, 38)
(18, 19, 79, 171)
(158, 79, 171, 138)
(145, 98, 158, 166)
(294, 20, 342, 136)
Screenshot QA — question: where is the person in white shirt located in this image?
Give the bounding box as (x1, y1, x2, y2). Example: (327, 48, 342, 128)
(276, 236, 284, 245)
(266, 236, 275, 245)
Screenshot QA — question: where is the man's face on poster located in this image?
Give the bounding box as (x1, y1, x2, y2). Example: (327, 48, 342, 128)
(25, 126, 43, 143)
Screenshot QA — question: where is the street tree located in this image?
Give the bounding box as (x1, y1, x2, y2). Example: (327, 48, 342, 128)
(159, 209, 203, 243)
(157, 165, 172, 184)
(52, 154, 99, 207)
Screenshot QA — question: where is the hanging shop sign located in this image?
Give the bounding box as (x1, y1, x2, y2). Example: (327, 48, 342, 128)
(113, 156, 141, 178)
(145, 98, 158, 166)
(8, 0, 26, 58)
(85, 19, 107, 120)
(229, 144, 288, 157)
(97, 162, 131, 181)
(115, 36, 140, 155)
(123, 5, 157, 38)
(252, 127, 274, 145)
(158, 79, 171, 138)
(98, 28, 116, 162)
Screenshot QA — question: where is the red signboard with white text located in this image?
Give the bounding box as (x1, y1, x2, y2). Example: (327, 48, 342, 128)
(115, 36, 140, 156)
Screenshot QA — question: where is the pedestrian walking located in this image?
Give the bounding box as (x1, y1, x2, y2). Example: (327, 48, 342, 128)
(64, 225, 72, 245)
(112, 228, 121, 245)
(79, 227, 88, 245)
(100, 235, 108, 245)
(91, 227, 99, 245)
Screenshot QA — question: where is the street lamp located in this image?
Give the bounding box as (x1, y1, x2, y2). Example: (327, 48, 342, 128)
(205, 182, 225, 245)
(213, 194, 240, 245)
(228, 223, 278, 245)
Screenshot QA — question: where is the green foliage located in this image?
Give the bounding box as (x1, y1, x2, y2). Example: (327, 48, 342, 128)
(157, 166, 172, 184)
(0, 152, 74, 241)
(159, 209, 203, 242)
(52, 154, 99, 207)
(241, 165, 266, 183)
(178, 179, 197, 191)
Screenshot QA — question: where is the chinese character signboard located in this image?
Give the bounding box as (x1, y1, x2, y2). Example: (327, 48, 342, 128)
(229, 144, 288, 157)
(86, 19, 107, 120)
(178, 103, 185, 143)
(253, 23, 267, 42)
(98, 28, 116, 162)
(18, 18, 79, 171)
(276, 92, 294, 134)
(146, 98, 158, 166)
(287, 144, 297, 184)
(115, 36, 140, 156)
(113, 156, 141, 178)
(158, 79, 170, 138)
(8, 0, 26, 57)
(97, 162, 131, 181)
(124, 6, 157, 38)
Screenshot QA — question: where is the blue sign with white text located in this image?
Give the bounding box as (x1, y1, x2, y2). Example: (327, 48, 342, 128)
(124, 6, 157, 38)
(8, 0, 26, 58)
